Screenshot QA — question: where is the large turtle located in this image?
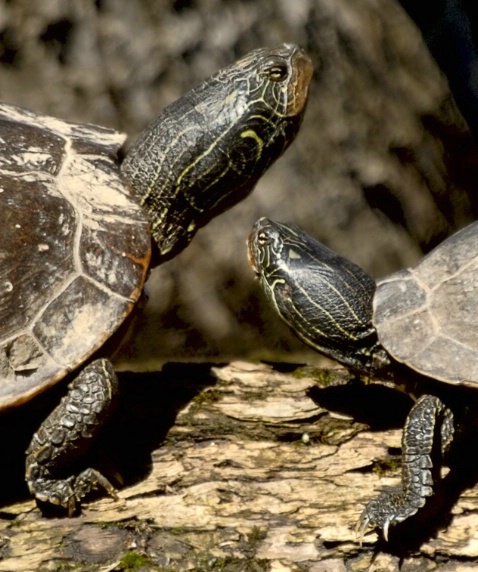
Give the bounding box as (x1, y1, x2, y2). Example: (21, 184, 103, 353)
(248, 217, 478, 541)
(0, 45, 313, 515)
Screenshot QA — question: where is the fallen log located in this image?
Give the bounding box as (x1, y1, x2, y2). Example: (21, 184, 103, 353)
(1, 361, 478, 571)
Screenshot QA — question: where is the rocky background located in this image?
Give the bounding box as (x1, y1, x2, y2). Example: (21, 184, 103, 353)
(1, 0, 478, 365)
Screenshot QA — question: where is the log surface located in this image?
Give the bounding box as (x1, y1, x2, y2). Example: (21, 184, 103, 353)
(1, 362, 478, 571)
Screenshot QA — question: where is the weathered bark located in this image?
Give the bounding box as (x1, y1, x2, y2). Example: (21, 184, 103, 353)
(1, 362, 478, 571)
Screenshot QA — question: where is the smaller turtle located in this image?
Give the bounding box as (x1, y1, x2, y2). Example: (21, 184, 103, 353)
(0, 44, 313, 515)
(248, 217, 478, 541)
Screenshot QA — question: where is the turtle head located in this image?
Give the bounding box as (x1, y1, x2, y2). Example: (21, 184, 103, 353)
(248, 218, 383, 372)
(121, 45, 313, 264)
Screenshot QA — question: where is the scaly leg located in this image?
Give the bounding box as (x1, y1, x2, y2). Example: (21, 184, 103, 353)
(25, 358, 119, 516)
(358, 394, 454, 540)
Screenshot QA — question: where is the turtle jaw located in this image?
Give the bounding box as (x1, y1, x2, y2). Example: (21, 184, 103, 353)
(247, 217, 272, 276)
(284, 44, 314, 117)
(247, 232, 260, 276)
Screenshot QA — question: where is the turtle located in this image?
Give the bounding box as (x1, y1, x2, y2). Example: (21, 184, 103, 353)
(0, 44, 313, 516)
(248, 216, 478, 541)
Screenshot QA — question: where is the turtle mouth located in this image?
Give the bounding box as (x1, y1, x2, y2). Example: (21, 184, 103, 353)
(286, 47, 313, 117)
(247, 217, 275, 275)
(247, 228, 261, 275)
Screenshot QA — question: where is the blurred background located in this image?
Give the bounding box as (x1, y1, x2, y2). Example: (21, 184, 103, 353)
(1, 0, 478, 366)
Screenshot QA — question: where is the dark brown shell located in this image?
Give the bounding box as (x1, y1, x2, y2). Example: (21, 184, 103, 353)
(374, 221, 478, 387)
(0, 103, 151, 410)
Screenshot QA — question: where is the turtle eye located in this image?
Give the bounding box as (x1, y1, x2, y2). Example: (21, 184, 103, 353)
(266, 63, 288, 82)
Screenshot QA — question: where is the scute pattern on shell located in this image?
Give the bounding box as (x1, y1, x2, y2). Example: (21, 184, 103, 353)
(0, 103, 151, 409)
(374, 221, 478, 386)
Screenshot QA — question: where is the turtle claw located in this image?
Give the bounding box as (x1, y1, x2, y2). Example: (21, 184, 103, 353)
(383, 518, 391, 543)
(355, 510, 392, 544)
(355, 512, 371, 546)
(356, 512, 391, 544)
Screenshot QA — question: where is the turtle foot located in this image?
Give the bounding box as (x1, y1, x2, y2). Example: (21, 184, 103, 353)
(357, 490, 426, 542)
(26, 470, 117, 517)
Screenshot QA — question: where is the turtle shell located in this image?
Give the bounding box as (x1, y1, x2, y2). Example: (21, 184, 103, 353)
(373, 221, 478, 387)
(0, 103, 151, 410)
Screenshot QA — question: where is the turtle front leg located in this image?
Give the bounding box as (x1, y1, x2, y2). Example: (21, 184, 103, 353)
(358, 394, 454, 541)
(25, 358, 119, 516)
